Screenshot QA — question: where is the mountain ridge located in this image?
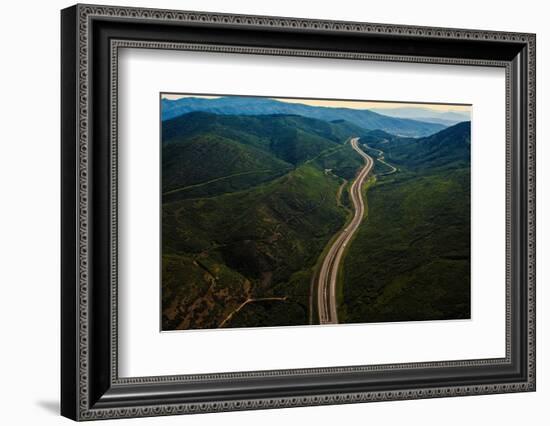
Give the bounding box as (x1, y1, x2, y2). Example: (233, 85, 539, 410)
(342, 120, 471, 324)
(161, 96, 446, 137)
(365, 121, 471, 170)
(370, 106, 470, 125)
(161, 107, 471, 330)
(161, 112, 366, 200)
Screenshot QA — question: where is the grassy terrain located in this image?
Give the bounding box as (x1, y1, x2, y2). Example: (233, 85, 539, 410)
(314, 141, 364, 180)
(161, 107, 472, 330)
(162, 117, 361, 330)
(225, 299, 307, 329)
(341, 123, 471, 323)
(366, 122, 471, 171)
(162, 133, 291, 193)
(162, 164, 352, 328)
(161, 112, 366, 202)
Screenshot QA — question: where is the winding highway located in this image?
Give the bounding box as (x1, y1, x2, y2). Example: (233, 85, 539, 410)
(317, 137, 374, 324)
(363, 142, 397, 176)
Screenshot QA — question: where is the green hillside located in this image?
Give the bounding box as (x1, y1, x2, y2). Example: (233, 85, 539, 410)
(162, 133, 292, 200)
(162, 112, 366, 201)
(162, 111, 367, 161)
(161, 107, 471, 330)
(162, 162, 353, 330)
(162, 112, 365, 330)
(341, 122, 471, 323)
(366, 121, 471, 170)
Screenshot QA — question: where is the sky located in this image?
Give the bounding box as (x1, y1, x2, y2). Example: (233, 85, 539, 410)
(161, 93, 471, 113)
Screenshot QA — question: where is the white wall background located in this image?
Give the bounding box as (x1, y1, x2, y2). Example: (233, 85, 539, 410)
(0, 0, 547, 424)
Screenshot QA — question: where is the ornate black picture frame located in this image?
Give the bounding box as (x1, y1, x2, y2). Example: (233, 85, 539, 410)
(61, 4, 536, 421)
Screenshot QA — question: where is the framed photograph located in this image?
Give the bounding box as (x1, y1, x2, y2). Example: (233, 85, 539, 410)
(61, 4, 536, 421)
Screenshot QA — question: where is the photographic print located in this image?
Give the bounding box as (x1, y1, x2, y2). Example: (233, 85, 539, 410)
(161, 94, 471, 331)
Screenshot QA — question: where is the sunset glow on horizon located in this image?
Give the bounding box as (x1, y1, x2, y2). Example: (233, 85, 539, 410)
(161, 93, 471, 113)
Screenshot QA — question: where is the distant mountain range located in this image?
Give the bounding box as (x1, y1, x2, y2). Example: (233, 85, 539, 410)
(161, 96, 446, 137)
(369, 106, 470, 126)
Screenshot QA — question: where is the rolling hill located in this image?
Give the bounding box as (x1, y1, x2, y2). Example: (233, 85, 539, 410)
(161, 111, 366, 330)
(162, 161, 353, 330)
(341, 121, 471, 323)
(160, 102, 471, 330)
(371, 121, 471, 169)
(162, 112, 366, 200)
(161, 96, 445, 137)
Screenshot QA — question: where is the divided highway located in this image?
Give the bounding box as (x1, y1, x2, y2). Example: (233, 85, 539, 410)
(317, 137, 374, 324)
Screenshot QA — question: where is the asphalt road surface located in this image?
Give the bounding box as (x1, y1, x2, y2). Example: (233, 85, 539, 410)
(363, 142, 397, 175)
(317, 137, 374, 324)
